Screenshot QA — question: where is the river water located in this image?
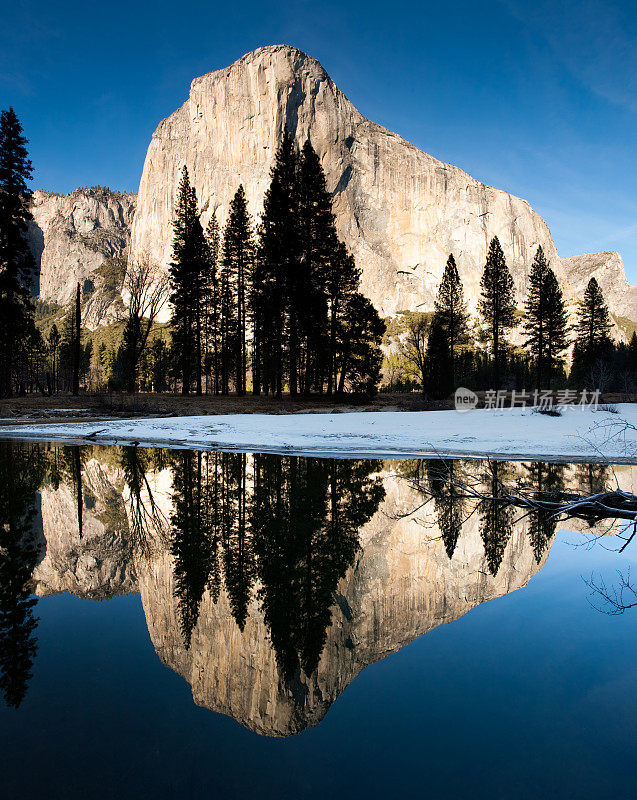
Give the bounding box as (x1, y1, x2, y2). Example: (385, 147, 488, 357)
(0, 441, 635, 798)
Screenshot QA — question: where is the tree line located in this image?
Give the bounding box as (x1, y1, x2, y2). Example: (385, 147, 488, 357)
(0, 106, 629, 398)
(167, 130, 385, 397)
(167, 449, 384, 677)
(385, 236, 624, 396)
(0, 111, 385, 397)
(0, 441, 385, 701)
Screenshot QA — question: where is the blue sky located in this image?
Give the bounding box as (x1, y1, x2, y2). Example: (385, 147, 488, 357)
(2, 0, 636, 279)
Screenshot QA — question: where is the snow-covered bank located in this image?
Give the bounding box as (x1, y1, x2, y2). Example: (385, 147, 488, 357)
(2, 405, 637, 461)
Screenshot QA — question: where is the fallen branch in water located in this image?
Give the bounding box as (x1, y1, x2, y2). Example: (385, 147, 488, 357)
(398, 461, 637, 547)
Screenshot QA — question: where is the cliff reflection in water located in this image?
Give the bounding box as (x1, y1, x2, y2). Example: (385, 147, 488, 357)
(0, 441, 628, 735)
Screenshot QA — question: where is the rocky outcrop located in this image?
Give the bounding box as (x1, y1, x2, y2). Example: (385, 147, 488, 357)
(33, 458, 135, 599)
(129, 44, 634, 318)
(560, 251, 637, 322)
(28, 187, 135, 306)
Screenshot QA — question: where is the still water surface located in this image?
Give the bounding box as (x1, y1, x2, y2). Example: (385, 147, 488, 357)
(0, 441, 636, 798)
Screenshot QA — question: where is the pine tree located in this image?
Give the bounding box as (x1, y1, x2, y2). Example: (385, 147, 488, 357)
(432, 253, 469, 393)
(479, 463, 514, 576)
(543, 268, 569, 382)
(169, 450, 219, 648)
(221, 186, 254, 395)
(0, 109, 37, 396)
(522, 246, 569, 389)
(426, 315, 451, 397)
(426, 461, 467, 559)
(48, 323, 60, 392)
(297, 139, 339, 394)
(204, 213, 220, 393)
(72, 282, 80, 395)
(479, 236, 517, 388)
(571, 277, 614, 387)
(325, 242, 360, 395)
(169, 167, 209, 395)
(575, 277, 613, 354)
(255, 129, 300, 397)
(335, 293, 385, 395)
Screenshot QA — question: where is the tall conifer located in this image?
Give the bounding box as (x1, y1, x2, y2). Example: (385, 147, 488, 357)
(256, 130, 300, 397)
(297, 139, 338, 393)
(522, 246, 569, 389)
(571, 277, 613, 386)
(204, 213, 220, 393)
(575, 277, 613, 354)
(221, 186, 254, 395)
(544, 269, 569, 380)
(0, 109, 37, 396)
(479, 236, 517, 387)
(432, 253, 469, 392)
(169, 166, 209, 394)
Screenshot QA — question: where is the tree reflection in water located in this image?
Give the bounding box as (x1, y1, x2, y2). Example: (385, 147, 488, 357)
(0, 441, 632, 713)
(0, 442, 45, 707)
(168, 452, 385, 678)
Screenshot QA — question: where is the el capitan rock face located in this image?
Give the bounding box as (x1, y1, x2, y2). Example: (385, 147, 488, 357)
(137, 469, 548, 736)
(26, 45, 637, 323)
(129, 44, 629, 317)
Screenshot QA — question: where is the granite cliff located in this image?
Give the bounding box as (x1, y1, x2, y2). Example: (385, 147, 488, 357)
(28, 186, 135, 306)
(129, 45, 636, 320)
(25, 46, 637, 326)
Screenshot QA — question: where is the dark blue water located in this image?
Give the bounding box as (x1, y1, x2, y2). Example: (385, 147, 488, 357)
(0, 442, 635, 799)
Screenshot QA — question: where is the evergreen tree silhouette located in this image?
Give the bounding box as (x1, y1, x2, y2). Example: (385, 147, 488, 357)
(334, 292, 385, 395)
(251, 131, 384, 397)
(0, 109, 38, 396)
(55, 446, 85, 539)
(255, 129, 300, 397)
(576, 277, 613, 352)
(169, 167, 209, 394)
(479, 236, 517, 388)
(251, 455, 384, 680)
(221, 186, 254, 395)
(204, 213, 221, 394)
(571, 277, 614, 386)
(431, 254, 469, 394)
(478, 462, 514, 576)
(296, 139, 338, 394)
(426, 315, 452, 398)
(426, 460, 468, 558)
(0, 441, 45, 707)
(220, 452, 255, 631)
(524, 462, 566, 562)
(170, 450, 221, 648)
(523, 246, 569, 390)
